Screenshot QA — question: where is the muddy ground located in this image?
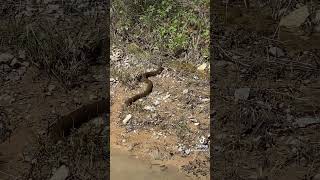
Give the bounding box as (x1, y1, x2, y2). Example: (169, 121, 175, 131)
(212, 1, 320, 179)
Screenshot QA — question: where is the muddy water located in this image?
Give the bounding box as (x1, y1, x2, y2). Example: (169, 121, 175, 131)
(111, 149, 192, 180)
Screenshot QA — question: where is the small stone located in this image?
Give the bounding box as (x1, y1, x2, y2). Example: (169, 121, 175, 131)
(91, 117, 104, 126)
(197, 63, 207, 71)
(278, 103, 284, 108)
(143, 105, 155, 112)
(185, 149, 191, 155)
(89, 94, 98, 100)
(279, 5, 309, 28)
(215, 60, 230, 67)
(122, 114, 132, 124)
(10, 58, 21, 68)
(201, 98, 209, 102)
(293, 117, 320, 128)
(234, 88, 250, 101)
(153, 100, 160, 106)
(18, 50, 26, 60)
(0, 53, 14, 63)
(17, 67, 26, 76)
(48, 84, 56, 92)
(21, 61, 29, 67)
(49, 165, 69, 180)
(163, 94, 170, 100)
(313, 174, 320, 180)
(110, 78, 116, 82)
(247, 174, 258, 180)
(0, 94, 15, 105)
(269, 47, 285, 57)
(0, 64, 11, 73)
(128, 144, 134, 151)
(183, 89, 188, 94)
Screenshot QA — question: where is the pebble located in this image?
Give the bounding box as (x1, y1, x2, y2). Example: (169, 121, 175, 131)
(269, 47, 285, 57)
(293, 117, 320, 128)
(143, 105, 155, 112)
(153, 100, 160, 106)
(122, 114, 132, 124)
(162, 94, 170, 100)
(197, 63, 207, 71)
(0, 53, 14, 63)
(313, 174, 320, 180)
(10, 58, 21, 68)
(89, 94, 98, 100)
(234, 88, 250, 101)
(49, 165, 69, 180)
(18, 50, 26, 60)
(182, 89, 189, 94)
(48, 84, 56, 92)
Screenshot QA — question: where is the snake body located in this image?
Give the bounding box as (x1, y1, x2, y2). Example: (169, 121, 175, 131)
(49, 65, 163, 142)
(50, 98, 108, 143)
(124, 65, 164, 106)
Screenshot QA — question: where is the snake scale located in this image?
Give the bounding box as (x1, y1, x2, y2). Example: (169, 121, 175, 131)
(49, 65, 163, 142)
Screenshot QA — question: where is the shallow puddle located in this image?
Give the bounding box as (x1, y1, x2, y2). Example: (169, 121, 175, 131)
(110, 149, 193, 180)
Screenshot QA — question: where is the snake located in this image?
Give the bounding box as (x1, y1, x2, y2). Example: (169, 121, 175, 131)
(49, 65, 163, 142)
(49, 98, 108, 143)
(124, 65, 164, 106)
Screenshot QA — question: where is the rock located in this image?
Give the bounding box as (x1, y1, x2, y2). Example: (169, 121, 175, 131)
(47, 4, 60, 14)
(197, 63, 207, 71)
(162, 94, 171, 100)
(21, 61, 29, 67)
(200, 98, 209, 102)
(0, 53, 14, 64)
(18, 50, 26, 60)
(17, 67, 26, 76)
(10, 58, 21, 68)
(49, 165, 69, 180)
(110, 77, 116, 82)
(23, 154, 33, 163)
(217, 60, 230, 67)
(284, 136, 302, 146)
(89, 94, 98, 101)
(279, 5, 309, 29)
(269, 47, 285, 57)
(247, 173, 258, 180)
(153, 100, 160, 106)
(48, 84, 56, 92)
(315, 24, 320, 33)
(293, 117, 320, 128)
(0, 64, 11, 73)
(143, 105, 155, 112)
(91, 117, 104, 126)
(234, 88, 250, 101)
(313, 174, 320, 180)
(0, 94, 15, 105)
(182, 89, 189, 94)
(122, 114, 132, 124)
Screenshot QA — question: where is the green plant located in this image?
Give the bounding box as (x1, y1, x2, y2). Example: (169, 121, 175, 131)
(112, 0, 209, 58)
